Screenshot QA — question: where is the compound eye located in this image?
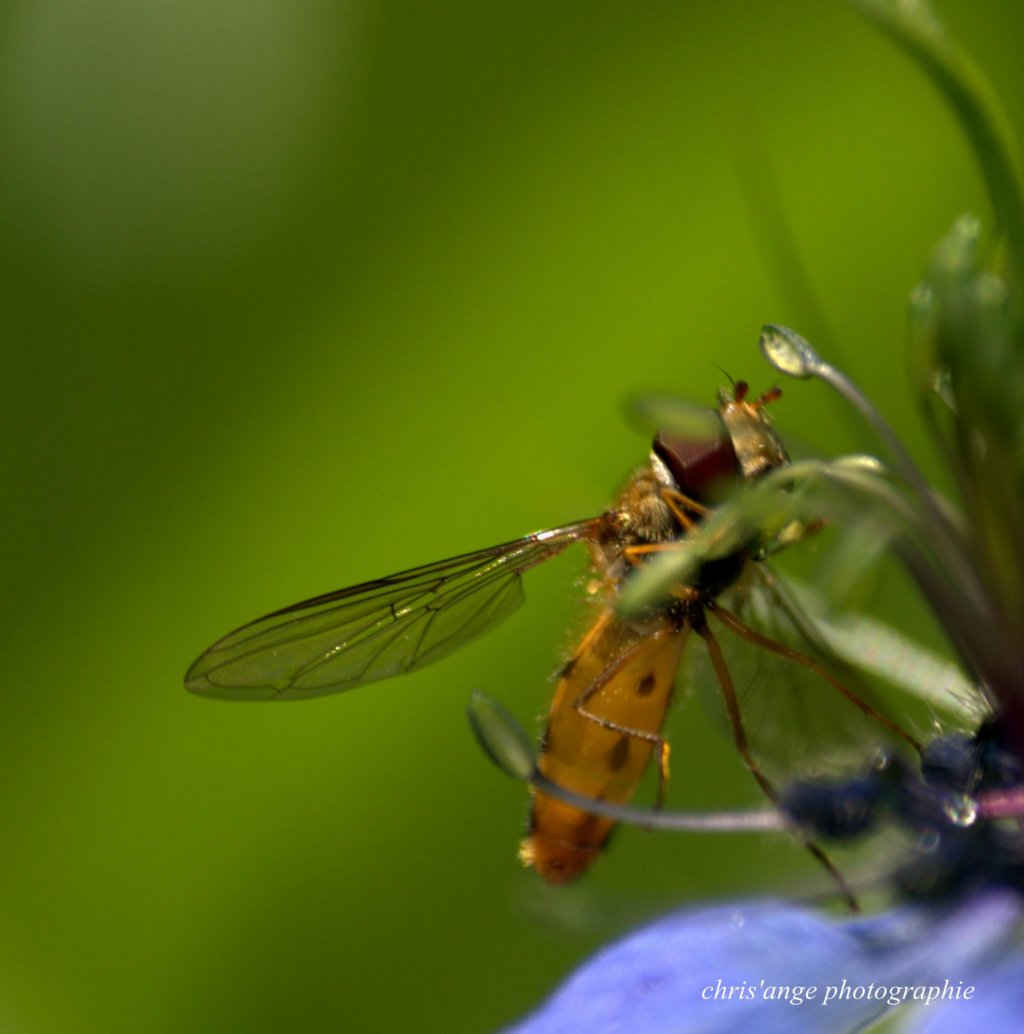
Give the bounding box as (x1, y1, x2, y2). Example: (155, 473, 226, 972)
(651, 429, 740, 504)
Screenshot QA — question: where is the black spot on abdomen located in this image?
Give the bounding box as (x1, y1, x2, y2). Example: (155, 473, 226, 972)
(609, 736, 631, 772)
(637, 673, 656, 696)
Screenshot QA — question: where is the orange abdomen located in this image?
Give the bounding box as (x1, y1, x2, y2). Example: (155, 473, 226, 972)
(520, 610, 687, 883)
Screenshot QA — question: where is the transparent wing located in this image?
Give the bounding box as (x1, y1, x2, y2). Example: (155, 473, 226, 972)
(683, 562, 933, 785)
(186, 520, 601, 701)
(755, 574, 984, 725)
(719, 605, 882, 780)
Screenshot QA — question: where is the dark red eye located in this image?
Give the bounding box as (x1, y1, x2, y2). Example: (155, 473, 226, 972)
(651, 429, 740, 503)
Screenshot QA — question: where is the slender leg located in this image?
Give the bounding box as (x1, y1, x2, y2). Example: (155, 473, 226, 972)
(708, 601, 922, 753)
(697, 615, 860, 911)
(570, 625, 678, 808)
(623, 542, 686, 561)
(695, 618, 777, 802)
(660, 486, 711, 531)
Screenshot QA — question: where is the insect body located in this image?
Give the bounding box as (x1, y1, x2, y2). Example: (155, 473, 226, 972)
(186, 383, 803, 883)
(520, 389, 790, 882)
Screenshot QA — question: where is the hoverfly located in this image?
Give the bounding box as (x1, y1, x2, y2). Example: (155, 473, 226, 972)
(186, 381, 909, 884)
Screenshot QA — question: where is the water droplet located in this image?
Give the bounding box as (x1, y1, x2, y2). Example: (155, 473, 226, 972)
(943, 794, 978, 827)
(918, 830, 941, 854)
(832, 454, 884, 474)
(759, 324, 819, 379)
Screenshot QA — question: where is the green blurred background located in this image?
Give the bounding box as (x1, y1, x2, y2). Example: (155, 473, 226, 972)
(3, 1, 1023, 1031)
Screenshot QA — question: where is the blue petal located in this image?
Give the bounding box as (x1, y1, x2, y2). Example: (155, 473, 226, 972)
(505, 893, 1022, 1034)
(911, 956, 1024, 1034)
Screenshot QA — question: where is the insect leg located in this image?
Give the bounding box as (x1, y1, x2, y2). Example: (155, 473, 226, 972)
(622, 543, 681, 560)
(694, 616, 777, 801)
(708, 601, 922, 753)
(621, 540, 700, 567)
(570, 626, 678, 809)
(696, 614, 859, 911)
(660, 487, 712, 531)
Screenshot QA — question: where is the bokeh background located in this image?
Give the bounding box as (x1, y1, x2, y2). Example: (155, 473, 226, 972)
(4, 2, 1023, 1031)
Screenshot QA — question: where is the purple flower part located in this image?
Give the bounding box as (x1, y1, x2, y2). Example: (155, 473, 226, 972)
(505, 894, 1022, 1034)
(911, 956, 1024, 1034)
